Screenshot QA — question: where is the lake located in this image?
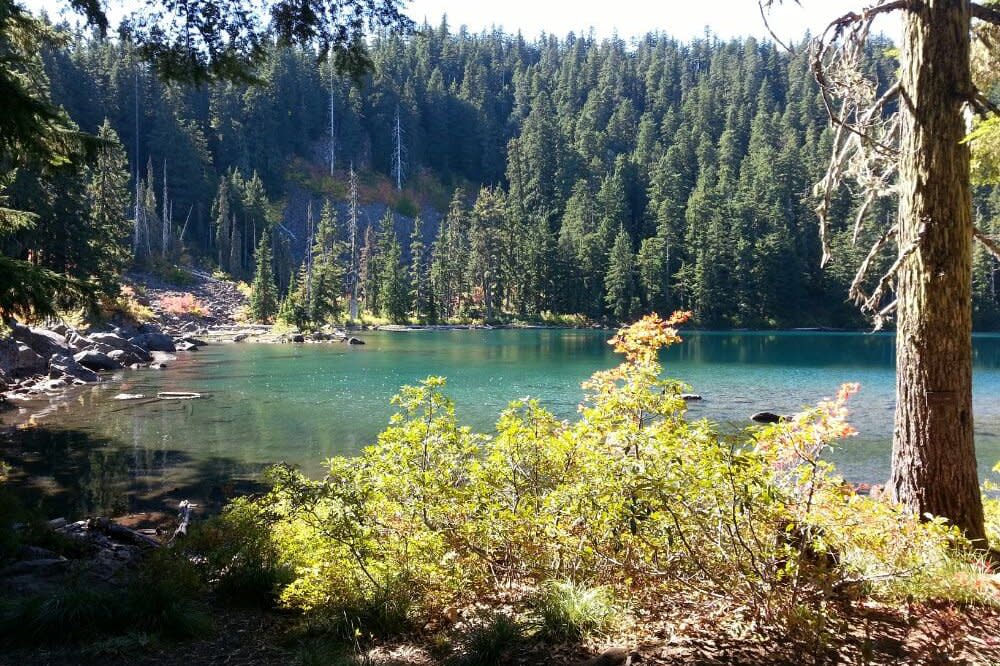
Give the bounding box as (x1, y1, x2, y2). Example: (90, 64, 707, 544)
(4, 329, 1000, 519)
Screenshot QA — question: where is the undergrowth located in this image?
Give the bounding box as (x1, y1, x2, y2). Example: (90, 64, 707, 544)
(5, 313, 999, 659)
(0, 550, 212, 646)
(212, 312, 998, 652)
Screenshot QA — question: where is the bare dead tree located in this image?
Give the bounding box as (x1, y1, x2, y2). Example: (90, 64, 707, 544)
(392, 103, 406, 190)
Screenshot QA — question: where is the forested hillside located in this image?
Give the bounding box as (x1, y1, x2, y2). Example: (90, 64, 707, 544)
(17, 17, 1000, 327)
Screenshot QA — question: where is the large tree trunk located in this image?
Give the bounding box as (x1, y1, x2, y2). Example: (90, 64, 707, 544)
(889, 0, 986, 545)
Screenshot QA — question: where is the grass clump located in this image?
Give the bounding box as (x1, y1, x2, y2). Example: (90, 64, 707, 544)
(535, 581, 618, 641)
(450, 612, 525, 665)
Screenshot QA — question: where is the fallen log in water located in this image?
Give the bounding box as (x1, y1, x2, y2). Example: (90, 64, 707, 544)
(87, 517, 161, 548)
(157, 391, 202, 400)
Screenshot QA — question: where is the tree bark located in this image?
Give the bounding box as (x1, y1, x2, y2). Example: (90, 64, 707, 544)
(889, 0, 986, 545)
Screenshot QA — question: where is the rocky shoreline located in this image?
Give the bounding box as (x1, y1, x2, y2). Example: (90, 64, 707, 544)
(0, 270, 372, 412)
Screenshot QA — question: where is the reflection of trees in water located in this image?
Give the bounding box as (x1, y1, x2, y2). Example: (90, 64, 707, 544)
(2, 424, 270, 519)
(78, 448, 129, 517)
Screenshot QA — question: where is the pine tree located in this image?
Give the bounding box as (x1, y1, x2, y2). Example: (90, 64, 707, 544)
(358, 224, 379, 314)
(249, 231, 278, 322)
(85, 119, 132, 293)
(431, 189, 470, 319)
(307, 199, 345, 325)
(605, 226, 638, 322)
(468, 187, 504, 320)
(277, 268, 308, 330)
(409, 216, 433, 322)
(375, 212, 410, 323)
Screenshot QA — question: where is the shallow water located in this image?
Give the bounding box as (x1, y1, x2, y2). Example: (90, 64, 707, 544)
(4, 329, 1000, 518)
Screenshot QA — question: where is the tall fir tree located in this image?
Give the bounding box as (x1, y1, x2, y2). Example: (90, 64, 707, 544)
(249, 230, 278, 322)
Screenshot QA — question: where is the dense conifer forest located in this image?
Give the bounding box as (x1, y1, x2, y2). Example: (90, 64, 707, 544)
(12, 16, 1000, 327)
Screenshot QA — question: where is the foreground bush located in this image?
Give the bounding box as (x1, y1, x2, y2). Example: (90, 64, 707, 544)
(230, 313, 996, 642)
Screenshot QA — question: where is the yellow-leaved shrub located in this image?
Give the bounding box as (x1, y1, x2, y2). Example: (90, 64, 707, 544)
(231, 313, 997, 638)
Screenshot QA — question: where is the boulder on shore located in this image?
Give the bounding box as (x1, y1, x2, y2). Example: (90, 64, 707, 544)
(73, 350, 122, 372)
(128, 332, 176, 352)
(49, 354, 99, 383)
(89, 332, 153, 363)
(106, 348, 146, 366)
(10, 323, 72, 358)
(0, 340, 47, 377)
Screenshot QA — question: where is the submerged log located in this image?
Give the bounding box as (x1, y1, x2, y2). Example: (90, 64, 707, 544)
(157, 391, 202, 400)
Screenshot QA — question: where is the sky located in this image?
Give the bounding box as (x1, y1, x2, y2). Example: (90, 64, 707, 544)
(24, 0, 901, 43)
(406, 0, 899, 42)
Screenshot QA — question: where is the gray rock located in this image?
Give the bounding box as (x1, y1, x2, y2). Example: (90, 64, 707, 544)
(751, 411, 783, 424)
(0, 557, 69, 577)
(89, 332, 153, 362)
(49, 354, 99, 383)
(106, 348, 145, 366)
(2, 342, 47, 376)
(19, 344, 45, 375)
(347, 337, 365, 345)
(128, 332, 176, 352)
(65, 330, 95, 353)
(291, 334, 305, 343)
(680, 393, 702, 401)
(578, 647, 633, 666)
(18, 545, 60, 561)
(73, 350, 122, 371)
(174, 341, 199, 352)
(10, 323, 73, 358)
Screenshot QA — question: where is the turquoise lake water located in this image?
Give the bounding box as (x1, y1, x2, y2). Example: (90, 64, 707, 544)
(4, 329, 1000, 518)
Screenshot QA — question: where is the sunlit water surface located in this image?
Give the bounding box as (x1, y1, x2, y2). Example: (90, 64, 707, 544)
(4, 330, 1000, 518)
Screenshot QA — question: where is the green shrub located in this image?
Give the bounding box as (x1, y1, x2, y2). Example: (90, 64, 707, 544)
(183, 497, 292, 607)
(245, 313, 994, 642)
(394, 194, 419, 218)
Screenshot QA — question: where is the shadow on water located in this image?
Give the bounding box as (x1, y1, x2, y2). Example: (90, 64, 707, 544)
(0, 425, 271, 519)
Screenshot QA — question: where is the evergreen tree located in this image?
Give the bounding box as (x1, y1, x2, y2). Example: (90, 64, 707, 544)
(358, 224, 379, 314)
(375, 211, 410, 322)
(307, 200, 345, 325)
(605, 226, 639, 322)
(84, 120, 132, 293)
(249, 231, 278, 322)
(409, 215, 433, 322)
(467, 187, 504, 320)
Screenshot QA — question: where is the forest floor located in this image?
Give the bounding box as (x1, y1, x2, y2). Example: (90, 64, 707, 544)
(4, 590, 1000, 665)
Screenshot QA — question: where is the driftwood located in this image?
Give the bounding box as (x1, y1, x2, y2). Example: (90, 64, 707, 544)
(157, 391, 202, 400)
(87, 517, 161, 548)
(168, 500, 196, 544)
